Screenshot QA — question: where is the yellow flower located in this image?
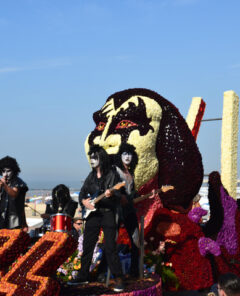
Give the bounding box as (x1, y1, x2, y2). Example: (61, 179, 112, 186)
(74, 264, 81, 270)
(73, 258, 78, 263)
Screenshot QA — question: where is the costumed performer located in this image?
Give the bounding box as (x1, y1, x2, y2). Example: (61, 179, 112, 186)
(67, 145, 124, 292)
(0, 156, 28, 231)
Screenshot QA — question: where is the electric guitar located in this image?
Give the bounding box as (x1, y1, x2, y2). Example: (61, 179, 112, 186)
(133, 185, 174, 204)
(82, 181, 126, 219)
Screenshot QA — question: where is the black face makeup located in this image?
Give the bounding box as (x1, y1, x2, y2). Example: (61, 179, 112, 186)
(2, 168, 13, 181)
(121, 152, 133, 166)
(88, 97, 154, 145)
(90, 153, 100, 169)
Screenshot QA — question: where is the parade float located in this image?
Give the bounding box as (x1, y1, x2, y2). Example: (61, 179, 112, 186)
(84, 88, 240, 292)
(0, 88, 239, 296)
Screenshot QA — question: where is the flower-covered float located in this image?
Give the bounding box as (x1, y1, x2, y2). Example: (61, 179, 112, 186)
(0, 230, 77, 296)
(83, 88, 240, 292)
(0, 88, 239, 296)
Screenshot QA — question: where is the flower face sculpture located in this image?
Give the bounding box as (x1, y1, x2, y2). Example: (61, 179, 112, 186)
(85, 88, 203, 212)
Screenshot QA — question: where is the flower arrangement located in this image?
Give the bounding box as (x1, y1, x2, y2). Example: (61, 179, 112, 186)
(144, 238, 179, 290)
(0, 231, 77, 296)
(57, 231, 103, 282)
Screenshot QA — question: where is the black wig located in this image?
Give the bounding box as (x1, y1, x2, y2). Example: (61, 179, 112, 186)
(0, 156, 21, 177)
(202, 171, 224, 238)
(52, 184, 71, 212)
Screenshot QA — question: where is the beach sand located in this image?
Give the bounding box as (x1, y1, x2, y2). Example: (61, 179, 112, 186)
(25, 202, 46, 219)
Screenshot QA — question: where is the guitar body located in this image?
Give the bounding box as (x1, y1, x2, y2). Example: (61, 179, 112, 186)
(81, 182, 126, 220)
(82, 192, 99, 220)
(82, 199, 98, 219)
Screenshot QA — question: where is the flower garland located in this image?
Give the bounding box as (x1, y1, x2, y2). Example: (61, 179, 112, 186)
(0, 231, 77, 296)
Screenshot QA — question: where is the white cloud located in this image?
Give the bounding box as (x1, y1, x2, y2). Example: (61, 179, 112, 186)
(173, 0, 199, 6)
(0, 58, 72, 74)
(0, 67, 22, 73)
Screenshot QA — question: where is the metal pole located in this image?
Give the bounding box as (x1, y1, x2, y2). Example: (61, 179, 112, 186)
(33, 201, 36, 216)
(201, 118, 222, 122)
(139, 216, 144, 279)
(106, 267, 111, 287)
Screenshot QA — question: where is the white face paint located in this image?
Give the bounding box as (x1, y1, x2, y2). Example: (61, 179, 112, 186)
(90, 153, 100, 169)
(2, 168, 14, 181)
(121, 152, 133, 166)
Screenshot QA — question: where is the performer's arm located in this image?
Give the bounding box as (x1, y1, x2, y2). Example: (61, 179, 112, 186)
(0, 177, 19, 198)
(78, 175, 95, 210)
(104, 170, 122, 202)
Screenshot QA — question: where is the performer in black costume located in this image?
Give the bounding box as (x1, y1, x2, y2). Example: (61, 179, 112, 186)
(67, 145, 124, 292)
(114, 143, 140, 277)
(42, 184, 77, 218)
(0, 156, 28, 230)
(41, 184, 77, 231)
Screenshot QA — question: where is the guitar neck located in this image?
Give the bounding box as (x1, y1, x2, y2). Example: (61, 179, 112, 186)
(93, 192, 108, 205)
(91, 181, 125, 205)
(133, 188, 162, 204)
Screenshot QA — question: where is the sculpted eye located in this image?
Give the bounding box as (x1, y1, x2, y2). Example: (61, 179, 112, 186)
(96, 122, 106, 131)
(116, 120, 138, 129)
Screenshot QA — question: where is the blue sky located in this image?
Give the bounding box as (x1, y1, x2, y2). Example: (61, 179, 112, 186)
(1, 0, 240, 189)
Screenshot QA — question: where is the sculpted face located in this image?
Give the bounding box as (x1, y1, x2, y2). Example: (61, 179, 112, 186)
(85, 93, 162, 188)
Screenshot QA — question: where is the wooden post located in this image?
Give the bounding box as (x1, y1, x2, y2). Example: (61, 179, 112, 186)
(221, 90, 239, 199)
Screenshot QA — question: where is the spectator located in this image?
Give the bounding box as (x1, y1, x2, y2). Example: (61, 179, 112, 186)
(71, 217, 83, 240)
(217, 273, 240, 296)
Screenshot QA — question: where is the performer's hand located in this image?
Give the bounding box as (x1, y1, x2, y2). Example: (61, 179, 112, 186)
(82, 198, 95, 210)
(41, 213, 50, 219)
(161, 185, 174, 192)
(22, 225, 29, 233)
(0, 177, 7, 187)
(105, 189, 112, 198)
(149, 189, 156, 199)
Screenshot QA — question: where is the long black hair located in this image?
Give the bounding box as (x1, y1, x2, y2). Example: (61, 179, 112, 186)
(114, 143, 138, 175)
(202, 171, 224, 238)
(0, 156, 21, 177)
(88, 145, 110, 175)
(52, 184, 71, 212)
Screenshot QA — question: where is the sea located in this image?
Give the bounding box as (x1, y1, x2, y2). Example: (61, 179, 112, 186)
(26, 183, 240, 211)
